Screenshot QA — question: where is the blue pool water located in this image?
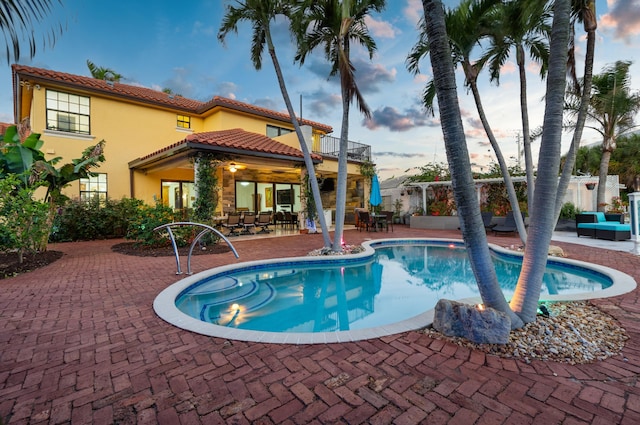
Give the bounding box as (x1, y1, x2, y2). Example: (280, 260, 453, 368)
(174, 241, 613, 334)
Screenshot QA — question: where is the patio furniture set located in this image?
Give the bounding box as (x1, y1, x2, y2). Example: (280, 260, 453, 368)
(576, 212, 631, 241)
(221, 211, 298, 237)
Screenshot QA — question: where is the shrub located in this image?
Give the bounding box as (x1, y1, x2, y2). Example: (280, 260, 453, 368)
(559, 202, 579, 220)
(0, 175, 49, 263)
(126, 201, 190, 247)
(50, 197, 144, 242)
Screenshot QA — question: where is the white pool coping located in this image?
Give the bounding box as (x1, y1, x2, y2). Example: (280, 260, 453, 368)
(153, 238, 637, 345)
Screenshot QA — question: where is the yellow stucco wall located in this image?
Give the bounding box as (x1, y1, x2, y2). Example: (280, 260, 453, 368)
(19, 81, 360, 209)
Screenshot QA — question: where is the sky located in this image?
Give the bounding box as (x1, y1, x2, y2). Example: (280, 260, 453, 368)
(1, 0, 639, 181)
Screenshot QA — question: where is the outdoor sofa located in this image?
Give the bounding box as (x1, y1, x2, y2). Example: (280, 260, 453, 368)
(575, 212, 630, 241)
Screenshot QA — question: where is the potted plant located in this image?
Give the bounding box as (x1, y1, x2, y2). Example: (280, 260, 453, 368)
(393, 199, 403, 224)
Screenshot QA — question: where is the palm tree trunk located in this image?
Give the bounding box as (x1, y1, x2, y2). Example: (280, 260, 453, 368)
(266, 33, 332, 248)
(597, 147, 612, 211)
(466, 67, 527, 243)
(422, 0, 523, 329)
(517, 44, 535, 210)
(554, 19, 596, 220)
(332, 86, 350, 252)
(510, 0, 571, 323)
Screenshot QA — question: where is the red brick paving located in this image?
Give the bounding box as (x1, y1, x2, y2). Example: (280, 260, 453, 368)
(2, 227, 640, 424)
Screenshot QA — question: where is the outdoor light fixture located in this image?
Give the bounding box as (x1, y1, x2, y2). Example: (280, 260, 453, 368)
(229, 162, 237, 173)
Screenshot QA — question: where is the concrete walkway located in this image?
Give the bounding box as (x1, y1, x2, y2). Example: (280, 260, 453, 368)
(2, 227, 640, 424)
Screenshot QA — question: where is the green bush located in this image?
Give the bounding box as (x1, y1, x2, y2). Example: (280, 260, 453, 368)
(559, 202, 580, 220)
(50, 197, 144, 242)
(0, 175, 50, 262)
(126, 201, 190, 247)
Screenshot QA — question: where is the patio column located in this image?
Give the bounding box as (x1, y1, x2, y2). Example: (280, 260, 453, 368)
(630, 192, 640, 255)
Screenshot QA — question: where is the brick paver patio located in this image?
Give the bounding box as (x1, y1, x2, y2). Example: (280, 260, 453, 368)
(2, 227, 640, 424)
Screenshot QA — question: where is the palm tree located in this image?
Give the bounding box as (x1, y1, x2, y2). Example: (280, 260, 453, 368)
(509, 0, 571, 322)
(86, 60, 123, 82)
(0, 0, 64, 63)
(482, 0, 552, 209)
(422, 0, 572, 325)
(554, 0, 597, 220)
(421, 0, 524, 328)
(217, 0, 332, 248)
(295, 0, 384, 252)
(407, 0, 528, 243)
(566, 61, 640, 211)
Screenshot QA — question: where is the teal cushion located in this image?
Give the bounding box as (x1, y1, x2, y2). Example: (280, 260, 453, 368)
(577, 223, 598, 229)
(594, 212, 606, 222)
(594, 223, 630, 231)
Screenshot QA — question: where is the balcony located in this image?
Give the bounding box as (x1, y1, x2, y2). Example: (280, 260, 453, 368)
(315, 135, 371, 163)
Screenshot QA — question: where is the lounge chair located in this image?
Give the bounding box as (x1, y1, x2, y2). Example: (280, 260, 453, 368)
(482, 211, 496, 231)
(256, 212, 272, 233)
(241, 212, 256, 234)
(492, 211, 524, 235)
(222, 213, 241, 236)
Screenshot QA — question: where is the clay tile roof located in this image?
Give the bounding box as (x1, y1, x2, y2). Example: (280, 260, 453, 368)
(136, 128, 322, 163)
(11, 65, 333, 132)
(0, 122, 14, 134)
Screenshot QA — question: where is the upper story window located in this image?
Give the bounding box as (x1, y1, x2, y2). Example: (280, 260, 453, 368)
(177, 115, 191, 129)
(46, 90, 90, 135)
(266, 124, 292, 138)
(79, 173, 107, 201)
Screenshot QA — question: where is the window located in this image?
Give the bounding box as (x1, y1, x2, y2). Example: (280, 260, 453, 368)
(162, 181, 194, 210)
(177, 115, 191, 129)
(266, 124, 292, 138)
(46, 90, 90, 134)
(79, 173, 107, 200)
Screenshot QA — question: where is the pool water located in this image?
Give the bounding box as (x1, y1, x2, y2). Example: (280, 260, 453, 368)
(175, 242, 612, 334)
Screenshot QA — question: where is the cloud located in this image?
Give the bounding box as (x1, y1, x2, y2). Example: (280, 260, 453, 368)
(162, 67, 195, 97)
(363, 106, 439, 132)
(216, 82, 238, 99)
(253, 97, 281, 112)
(600, 0, 640, 42)
(301, 90, 342, 118)
(353, 59, 397, 93)
(404, 0, 423, 26)
(304, 56, 396, 94)
(364, 15, 397, 39)
(192, 21, 216, 37)
(375, 151, 427, 158)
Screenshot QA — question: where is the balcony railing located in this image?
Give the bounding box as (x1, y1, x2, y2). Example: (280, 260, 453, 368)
(315, 135, 371, 163)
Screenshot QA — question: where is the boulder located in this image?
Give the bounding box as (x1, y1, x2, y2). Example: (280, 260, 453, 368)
(433, 299, 511, 344)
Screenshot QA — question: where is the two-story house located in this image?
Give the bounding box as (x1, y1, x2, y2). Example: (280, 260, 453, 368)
(11, 65, 372, 223)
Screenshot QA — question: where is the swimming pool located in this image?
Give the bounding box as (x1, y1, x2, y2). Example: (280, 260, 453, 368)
(154, 238, 636, 344)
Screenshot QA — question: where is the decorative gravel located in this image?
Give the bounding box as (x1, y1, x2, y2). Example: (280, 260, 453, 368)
(424, 301, 627, 364)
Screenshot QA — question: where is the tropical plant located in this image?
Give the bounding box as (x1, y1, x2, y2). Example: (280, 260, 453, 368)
(0, 0, 64, 63)
(126, 201, 186, 247)
(0, 124, 106, 249)
(218, 0, 332, 248)
(566, 60, 640, 211)
(0, 174, 49, 263)
(481, 0, 552, 208)
(86, 59, 123, 82)
(192, 153, 221, 224)
(295, 0, 385, 252)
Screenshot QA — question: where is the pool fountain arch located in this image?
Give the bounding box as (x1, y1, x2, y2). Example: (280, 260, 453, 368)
(153, 238, 636, 344)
